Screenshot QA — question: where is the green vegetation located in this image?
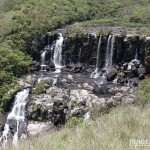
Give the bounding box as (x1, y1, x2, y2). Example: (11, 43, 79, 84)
(135, 78, 150, 107)
(32, 80, 49, 95)
(66, 117, 83, 128)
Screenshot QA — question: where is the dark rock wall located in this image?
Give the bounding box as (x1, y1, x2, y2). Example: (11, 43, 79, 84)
(44, 33, 150, 71)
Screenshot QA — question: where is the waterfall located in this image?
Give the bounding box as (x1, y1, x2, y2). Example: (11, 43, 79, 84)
(40, 50, 47, 71)
(0, 89, 29, 146)
(105, 35, 115, 69)
(109, 35, 115, 67)
(90, 35, 102, 78)
(78, 48, 82, 64)
(135, 49, 138, 60)
(53, 33, 64, 72)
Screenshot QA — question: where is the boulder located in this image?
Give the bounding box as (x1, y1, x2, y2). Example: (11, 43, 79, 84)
(124, 70, 135, 78)
(138, 67, 146, 75)
(71, 63, 83, 73)
(106, 67, 117, 81)
(83, 83, 94, 91)
(27, 122, 53, 137)
(93, 85, 108, 95)
(121, 96, 134, 105)
(138, 74, 145, 80)
(49, 61, 55, 69)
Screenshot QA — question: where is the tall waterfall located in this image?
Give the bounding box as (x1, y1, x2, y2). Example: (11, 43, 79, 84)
(53, 33, 64, 72)
(105, 35, 115, 69)
(90, 35, 102, 78)
(0, 89, 29, 146)
(109, 35, 115, 66)
(135, 49, 138, 59)
(78, 48, 82, 64)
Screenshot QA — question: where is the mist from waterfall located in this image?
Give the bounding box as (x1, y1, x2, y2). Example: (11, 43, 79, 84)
(0, 89, 29, 146)
(105, 35, 115, 69)
(90, 35, 102, 78)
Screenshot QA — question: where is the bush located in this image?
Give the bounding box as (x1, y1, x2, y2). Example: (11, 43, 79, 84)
(66, 117, 83, 128)
(90, 104, 110, 120)
(32, 80, 49, 95)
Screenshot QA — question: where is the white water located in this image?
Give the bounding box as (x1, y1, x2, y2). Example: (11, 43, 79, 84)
(105, 35, 115, 69)
(41, 50, 46, 66)
(41, 50, 47, 71)
(0, 89, 29, 146)
(53, 33, 64, 72)
(135, 49, 138, 59)
(90, 35, 102, 78)
(109, 35, 115, 67)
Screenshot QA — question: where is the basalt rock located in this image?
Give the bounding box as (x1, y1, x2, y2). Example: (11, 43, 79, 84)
(106, 67, 117, 81)
(50, 100, 68, 126)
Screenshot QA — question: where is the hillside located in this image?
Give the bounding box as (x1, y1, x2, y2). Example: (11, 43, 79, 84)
(0, 0, 150, 148)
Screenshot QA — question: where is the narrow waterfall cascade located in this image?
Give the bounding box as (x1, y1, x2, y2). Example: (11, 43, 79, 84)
(90, 35, 102, 78)
(109, 35, 115, 67)
(77, 48, 82, 64)
(0, 89, 30, 146)
(105, 35, 115, 69)
(53, 33, 64, 73)
(40, 50, 47, 71)
(135, 49, 138, 60)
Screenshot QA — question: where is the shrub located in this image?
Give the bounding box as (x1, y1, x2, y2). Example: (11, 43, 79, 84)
(90, 104, 110, 120)
(32, 80, 49, 95)
(66, 117, 83, 128)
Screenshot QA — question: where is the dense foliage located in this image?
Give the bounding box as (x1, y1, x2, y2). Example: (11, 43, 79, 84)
(0, 0, 150, 112)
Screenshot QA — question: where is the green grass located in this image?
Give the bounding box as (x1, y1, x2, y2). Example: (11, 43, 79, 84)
(4, 105, 150, 150)
(135, 78, 150, 107)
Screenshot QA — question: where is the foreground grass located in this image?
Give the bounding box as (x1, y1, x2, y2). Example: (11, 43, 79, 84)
(4, 105, 150, 150)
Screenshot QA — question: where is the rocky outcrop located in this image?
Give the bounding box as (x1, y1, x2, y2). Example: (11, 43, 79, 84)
(27, 74, 136, 126)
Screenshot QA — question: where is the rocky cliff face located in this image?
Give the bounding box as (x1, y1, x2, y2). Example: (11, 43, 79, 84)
(43, 31, 150, 73)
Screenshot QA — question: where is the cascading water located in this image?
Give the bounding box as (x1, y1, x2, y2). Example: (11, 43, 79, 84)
(90, 35, 102, 78)
(40, 50, 47, 71)
(105, 35, 115, 69)
(78, 48, 82, 64)
(0, 89, 29, 146)
(53, 33, 64, 73)
(135, 49, 138, 60)
(109, 35, 115, 67)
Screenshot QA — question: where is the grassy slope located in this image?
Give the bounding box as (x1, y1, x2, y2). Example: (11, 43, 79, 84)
(5, 105, 150, 150)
